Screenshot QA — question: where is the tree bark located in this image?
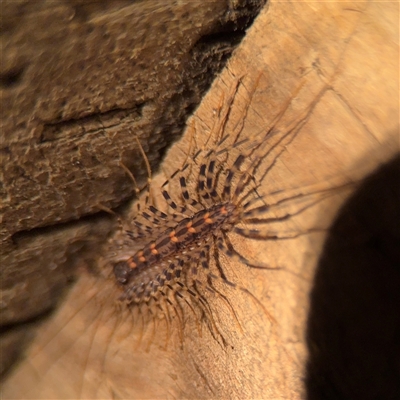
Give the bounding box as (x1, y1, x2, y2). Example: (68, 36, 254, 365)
(0, 0, 265, 380)
(1, 1, 398, 399)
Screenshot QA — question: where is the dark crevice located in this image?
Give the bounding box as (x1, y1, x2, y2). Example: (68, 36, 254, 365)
(39, 102, 146, 143)
(228, 0, 268, 29)
(0, 65, 26, 88)
(0, 298, 71, 381)
(10, 209, 114, 248)
(0, 306, 56, 336)
(195, 29, 245, 45)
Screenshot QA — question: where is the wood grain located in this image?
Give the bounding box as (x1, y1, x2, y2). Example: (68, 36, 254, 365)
(2, 1, 398, 399)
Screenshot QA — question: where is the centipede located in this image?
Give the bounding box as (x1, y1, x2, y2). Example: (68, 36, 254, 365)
(105, 74, 347, 347)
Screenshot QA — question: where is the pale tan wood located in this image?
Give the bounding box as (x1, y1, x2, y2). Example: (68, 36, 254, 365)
(2, 1, 398, 399)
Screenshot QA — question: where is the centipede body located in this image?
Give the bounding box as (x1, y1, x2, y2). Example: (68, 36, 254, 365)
(106, 75, 340, 342)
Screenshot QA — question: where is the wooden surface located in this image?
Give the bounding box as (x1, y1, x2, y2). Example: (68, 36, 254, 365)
(2, 1, 399, 399)
(0, 0, 265, 378)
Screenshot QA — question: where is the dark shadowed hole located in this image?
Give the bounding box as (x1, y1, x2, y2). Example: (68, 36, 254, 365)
(0, 65, 26, 88)
(306, 154, 400, 400)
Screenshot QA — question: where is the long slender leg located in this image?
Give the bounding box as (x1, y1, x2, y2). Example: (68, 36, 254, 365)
(183, 246, 243, 333)
(217, 232, 281, 271)
(134, 137, 153, 207)
(242, 191, 339, 223)
(234, 226, 326, 240)
(161, 189, 191, 216)
(178, 175, 203, 211)
(210, 234, 277, 324)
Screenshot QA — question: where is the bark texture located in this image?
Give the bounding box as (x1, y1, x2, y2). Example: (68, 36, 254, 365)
(0, 0, 265, 379)
(1, 0, 399, 399)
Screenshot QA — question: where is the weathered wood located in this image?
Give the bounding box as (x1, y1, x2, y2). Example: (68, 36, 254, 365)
(0, 0, 265, 377)
(1, 0, 398, 398)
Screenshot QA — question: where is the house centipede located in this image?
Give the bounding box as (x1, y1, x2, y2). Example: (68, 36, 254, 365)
(106, 74, 343, 346)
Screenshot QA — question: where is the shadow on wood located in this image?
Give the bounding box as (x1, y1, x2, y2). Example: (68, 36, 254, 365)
(306, 154, 400, 400)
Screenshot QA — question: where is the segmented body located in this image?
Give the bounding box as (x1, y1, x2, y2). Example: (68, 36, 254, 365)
(110, 121, 270, 309)
(114, 202, 235, 277)
(109, 76, 332, 325)
(113, 201, 238, 303)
